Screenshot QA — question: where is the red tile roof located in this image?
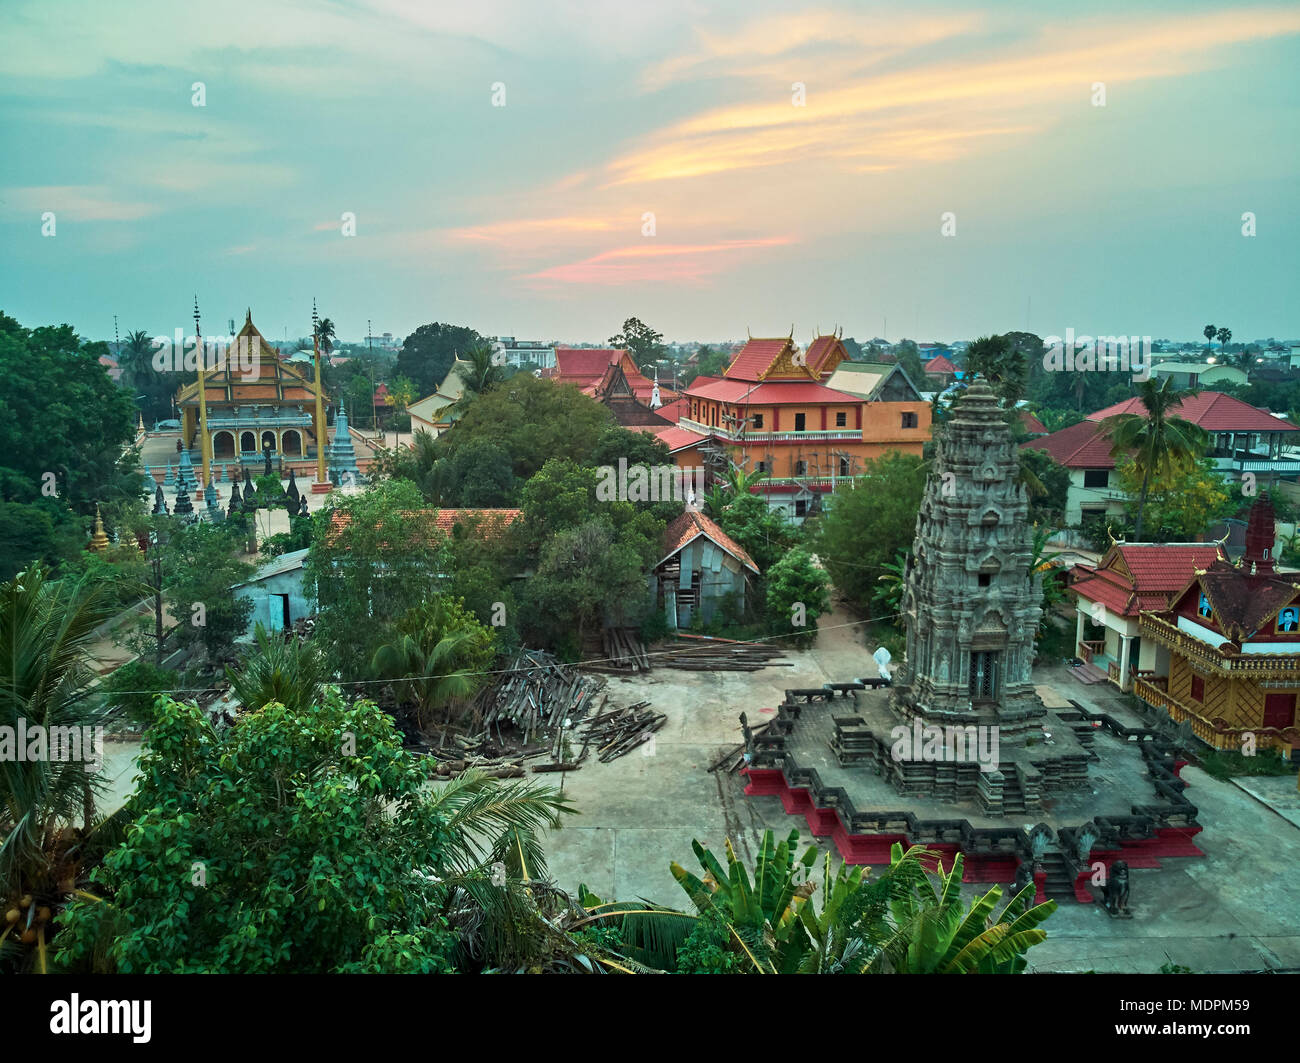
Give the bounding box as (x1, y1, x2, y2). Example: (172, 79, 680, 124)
(328, 507, 519, 545)
(659, 510, 759, 573)
(687, 377, 861, 405)
(1018, 410, 1048, 435)
(657, 397, 688, 423)
(1070, 543, 1226, 617)
(655, 425, 708, 452)
(804, 336, 847, 377)
(1020, 419, 1117, 468)
(1088, 391, 1297, 433)
(925, 355, 958, 374)
(725, 338, 794, 381)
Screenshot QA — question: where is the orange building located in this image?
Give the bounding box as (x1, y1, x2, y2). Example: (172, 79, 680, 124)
(666, 334, 931, 519)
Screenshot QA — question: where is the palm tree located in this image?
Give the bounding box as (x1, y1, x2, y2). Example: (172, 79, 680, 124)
(0, 564, 123, 970)
(1203, 324, 1216, 355)
(226, 623, 329, 715)
(371, 599, 487, 730)
(316, 317, 337, 355)
(965, 334, 1027, 408)
(450, 343, 505, 416)
(1215, 327, 1232, 356)
(1098, 377, 1208, 541)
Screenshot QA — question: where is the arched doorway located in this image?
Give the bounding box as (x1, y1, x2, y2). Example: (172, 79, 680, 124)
(282, 429, 302, 456)
(240, 431, 256, 453)
(261, 430, 277, 453)
(213, 431, 235, 458)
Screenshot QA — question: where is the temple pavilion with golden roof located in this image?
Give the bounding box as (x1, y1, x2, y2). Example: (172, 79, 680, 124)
(175, 311, 330, 484)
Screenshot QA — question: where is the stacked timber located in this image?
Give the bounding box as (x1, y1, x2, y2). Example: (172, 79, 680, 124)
(595, 627, 651, 673)
(475, 649, 605, 739)
(657, 635, 789, 671)
(577, 702, 666, 763)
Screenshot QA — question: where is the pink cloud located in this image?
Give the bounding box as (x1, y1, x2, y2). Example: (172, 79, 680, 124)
(525, 237, 792, 285)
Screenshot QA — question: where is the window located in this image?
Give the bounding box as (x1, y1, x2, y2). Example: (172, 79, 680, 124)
(978, 573, 992, 588)
(795, 460, 808, 476)
(969, 651, 999, 701)
(752, 414, 764, 429)
(901, 412, 918, 429)
(794, 412, 806, 431)
(835, 411, 847, 427)
(756, 460, 768, 474)
(1083, 469, 1109, 488)
(1190, 674, 1204, 702)
(839, 457, 850, 476)
(795, 499, 808, 517)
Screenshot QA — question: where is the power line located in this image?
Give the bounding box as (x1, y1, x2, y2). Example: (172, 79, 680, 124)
(99, 610, 904, 697)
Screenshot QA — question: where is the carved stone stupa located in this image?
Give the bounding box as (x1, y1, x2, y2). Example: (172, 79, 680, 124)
(892, 381, 1048, 741)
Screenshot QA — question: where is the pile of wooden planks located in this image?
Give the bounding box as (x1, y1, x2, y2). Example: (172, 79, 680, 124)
(577, 701, 666, 762)
(657, 636, 790, 672)
(589, 627, 651, 673)
(475, 649, 606, 739)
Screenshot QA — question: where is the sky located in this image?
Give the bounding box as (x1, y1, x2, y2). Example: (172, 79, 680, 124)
(2, 0, 1298, 347)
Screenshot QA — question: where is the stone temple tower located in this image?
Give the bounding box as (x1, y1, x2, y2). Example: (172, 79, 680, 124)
(892, 381, 1048, 742)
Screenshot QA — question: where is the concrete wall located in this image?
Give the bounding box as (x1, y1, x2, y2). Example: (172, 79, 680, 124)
(235, 566, 314, 638)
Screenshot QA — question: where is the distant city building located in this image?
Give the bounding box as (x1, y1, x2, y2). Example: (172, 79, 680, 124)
(491, 337, 555, 369)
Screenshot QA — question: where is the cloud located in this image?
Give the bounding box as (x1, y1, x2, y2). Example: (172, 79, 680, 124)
(525, 237, 792, 285)
(606, 7, 1300, 185)
(1, 185, 158, 221)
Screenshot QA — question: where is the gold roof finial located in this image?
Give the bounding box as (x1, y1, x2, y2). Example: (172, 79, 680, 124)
(89, 504, 110, 553)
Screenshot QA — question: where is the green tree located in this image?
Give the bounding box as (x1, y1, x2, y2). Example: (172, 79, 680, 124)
(609, 317, 665, 371)
(55, 692, 461, 973)
(444, 437, 516, 507)
(1098, 377, 1208, 541)
(1203, 323, 1216, 355)
(397, 323, 485, 399)
(525, 520, 647, 654)
(437, 374, 613, 483)
(102, 658, 178, 728)
(162, 521, 255, 662)
(711, 491, 798, 572)
(765, 547, 831, 644)
(1215, 326, 1232, 354)
(1113, 457, 1231, 542)
(0, 313, 140, 515)
(304, 480, 452, 679)
(1018, 446, 1071, 527)
(810, 452, 928, 617)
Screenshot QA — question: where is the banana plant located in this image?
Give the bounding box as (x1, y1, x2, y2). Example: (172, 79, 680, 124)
(879, 843, 1056, 973)
(670, 829, 817, 973)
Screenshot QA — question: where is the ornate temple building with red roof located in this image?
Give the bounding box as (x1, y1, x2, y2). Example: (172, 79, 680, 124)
(176, 312, 329, 471)
(1126, 496, 1300, 756)
(665, 332, 931, 520)
(542, 347, 677, 429)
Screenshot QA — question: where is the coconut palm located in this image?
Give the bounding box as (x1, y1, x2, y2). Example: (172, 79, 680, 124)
(315, 317, 336, 355)
(874, 549, 909, 626)
(226, 623, 329, 716)
(0, 563, 124, 970)
(1215, 327, 1232, 355)
(1098, 376, 1208, 541)
(450, 343, 506, 416)
(1203, 324, 1216, 355)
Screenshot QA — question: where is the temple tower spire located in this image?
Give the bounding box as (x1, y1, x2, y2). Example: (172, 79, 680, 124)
(194, 295, 212, 486)
(312, 300, 327, 485)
